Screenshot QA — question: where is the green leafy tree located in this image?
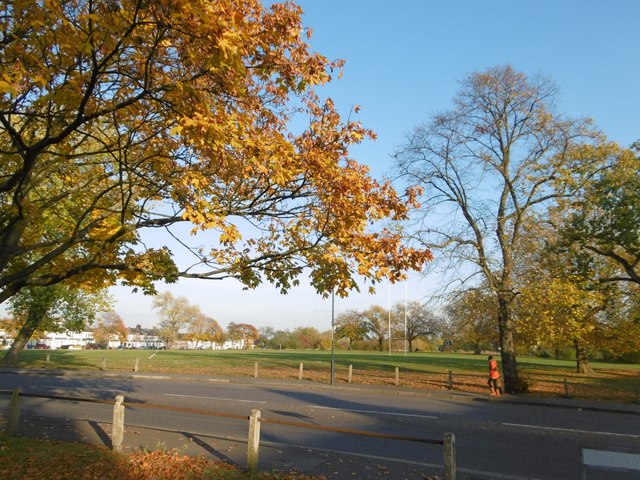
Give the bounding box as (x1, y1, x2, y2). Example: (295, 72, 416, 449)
(2, 284, 109, 365)
(334, 309, 367, 350)
(558, 143, 640, 284)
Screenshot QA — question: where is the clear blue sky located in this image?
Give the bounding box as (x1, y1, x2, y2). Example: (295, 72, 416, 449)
(111, 0, 640, 331)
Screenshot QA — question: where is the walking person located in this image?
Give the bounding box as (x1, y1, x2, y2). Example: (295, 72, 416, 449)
(488, 355, 501, 396)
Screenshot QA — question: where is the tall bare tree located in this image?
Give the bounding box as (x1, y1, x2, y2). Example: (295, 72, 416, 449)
(394, 65, 607, 392)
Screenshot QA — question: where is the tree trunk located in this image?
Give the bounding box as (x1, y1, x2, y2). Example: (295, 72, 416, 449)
(497, 294, 520, 393)
(378, 336, 383, 352)
(574, 338, 594, 374)
(408, 338, 413, 352)
(2, 309, 42, 366)
(473, 343, 482, 355)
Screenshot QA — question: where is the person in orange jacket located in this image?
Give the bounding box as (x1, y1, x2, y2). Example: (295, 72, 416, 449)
(488, 355, 501, 396)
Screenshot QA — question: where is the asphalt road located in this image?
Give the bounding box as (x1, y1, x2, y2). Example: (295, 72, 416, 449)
(1, 371, 639, 479)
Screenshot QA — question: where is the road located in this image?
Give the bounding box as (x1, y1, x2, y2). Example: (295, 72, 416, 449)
(1, 371, 639, 479)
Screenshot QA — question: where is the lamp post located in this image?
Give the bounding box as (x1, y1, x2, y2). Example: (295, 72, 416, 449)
(330, 289, 335, 385)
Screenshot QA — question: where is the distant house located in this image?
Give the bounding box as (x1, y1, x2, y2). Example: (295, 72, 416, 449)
(26, 330, 94, 350)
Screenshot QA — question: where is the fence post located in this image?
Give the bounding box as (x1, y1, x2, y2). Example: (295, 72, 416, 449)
(444, 432, 456, 480)
(133, 357, 139, 372)
(112, 394, 125, 452)
(348, 365, 353, 383)
(395, 367, 400, 386)
(46, 354, 50, 364)
(448, 370, 453, 390)
(102, 358, 107, 371)
(299, 362, 304, 380)
(8, 387, 22, 436)
(563, 378, 570, 398)
(247, 409, 261, 472)
(254, 362, 259, 378)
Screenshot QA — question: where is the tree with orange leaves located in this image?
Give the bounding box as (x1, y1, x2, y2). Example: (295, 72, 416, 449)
(0, 1, 430, 355)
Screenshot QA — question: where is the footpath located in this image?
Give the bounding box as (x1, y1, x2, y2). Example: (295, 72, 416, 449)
(1, 368, 639, 480)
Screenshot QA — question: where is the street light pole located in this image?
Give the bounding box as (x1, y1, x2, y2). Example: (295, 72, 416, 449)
(330, 289, 335, 385)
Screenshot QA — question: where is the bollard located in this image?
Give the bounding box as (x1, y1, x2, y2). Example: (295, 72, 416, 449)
(46, 354, 50, 364)
(348, 364, 353, 384)
(247, 409, 261, 472)
(444, 432, 456, 480)
(133, 357, 139, 372)
(112, 394, 125, 452)
(254, 362, 259, 378)
(102, 358, 107, 371)
(448, 370, 453, 390)
(299, 362, 304, 380)
(395, 367, 400, 386)
(8, 388, 22, 436)
(563, 378, 569, 398)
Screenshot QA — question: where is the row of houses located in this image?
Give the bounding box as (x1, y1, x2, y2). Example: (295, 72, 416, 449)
(0, 329, 247, 350)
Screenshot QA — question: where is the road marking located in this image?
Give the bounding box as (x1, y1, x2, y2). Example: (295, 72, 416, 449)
(163, 393, 266, 404)
(308, 405, 438, 419)
(583, 449, 640, 471)
(503, 422, 640, 439)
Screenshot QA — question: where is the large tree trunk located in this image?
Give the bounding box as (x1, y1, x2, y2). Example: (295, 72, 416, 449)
(2, 309, 42, 366)
(378, 336, 384, 352)
(497, 294, 520, 393)
(574, 338, 594, 374)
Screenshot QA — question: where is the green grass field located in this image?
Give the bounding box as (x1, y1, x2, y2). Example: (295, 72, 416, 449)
(7, 348, 640, 402)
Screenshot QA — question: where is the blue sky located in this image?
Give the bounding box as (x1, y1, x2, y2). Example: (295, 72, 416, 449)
(111, 0, 639, 331)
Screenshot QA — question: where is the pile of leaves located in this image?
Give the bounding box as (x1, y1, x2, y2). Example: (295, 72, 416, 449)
(0, 435, 322, 480)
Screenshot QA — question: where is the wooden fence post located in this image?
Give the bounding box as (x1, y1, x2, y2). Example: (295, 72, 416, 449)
(348, 365, 353, 384)
(46, 354, 50, 364)
(247, 409, 261, 472)
(112, 394, 125, 452)
(254, 362, 259, 378)
(444, 432, 456, 480)
(133, 357, 139, 372)
(448, 370, 453, 390)
(563, 378, 570, 398)
(8, 387, 22, 436)
(299, 362, 304, 380)
(395, 367, 400, 386)
(101, 358, 106, 371)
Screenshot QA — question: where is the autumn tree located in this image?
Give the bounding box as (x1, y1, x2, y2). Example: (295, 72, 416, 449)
(2, 284, 109, 365)
(334, 309, 367, 350)
(515, 211, 633, 373)
(226, 322, 259, 349)
(394, 65, 607, 393)
(0, 0, 429, 339)
(392, 300, 442, 352)
(93, 311, 129, 347)
(152, 292, 199, 348)
(443, 288, 498, 354)
(186, 313, 224, 348)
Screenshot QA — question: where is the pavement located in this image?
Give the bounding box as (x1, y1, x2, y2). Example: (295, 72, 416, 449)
(1, 368, 639, 479)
